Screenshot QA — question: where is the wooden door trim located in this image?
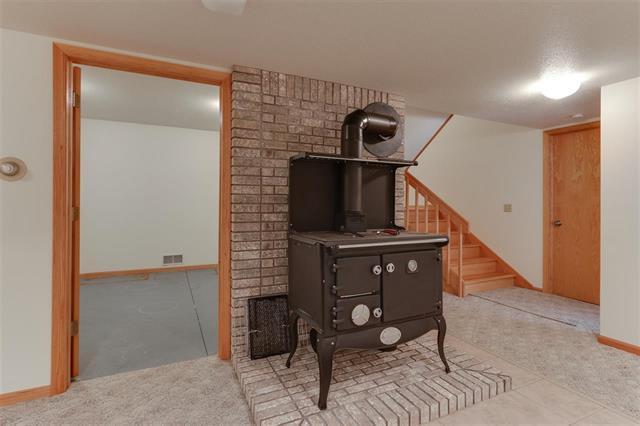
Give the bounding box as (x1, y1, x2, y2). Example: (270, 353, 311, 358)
(544, 121, 600, 136)
(542, 121, 600, 295)
(52, 42, 232, 397)
(70, 66, 81, 378)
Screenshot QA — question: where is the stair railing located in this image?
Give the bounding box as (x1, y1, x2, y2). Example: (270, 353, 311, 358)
(404, 171, 469, 297)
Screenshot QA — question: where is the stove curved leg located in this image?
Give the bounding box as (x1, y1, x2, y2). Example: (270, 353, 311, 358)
(317, 336, 336, 410)
(435, 315, 451, 373)
(285, 311, 300, 368)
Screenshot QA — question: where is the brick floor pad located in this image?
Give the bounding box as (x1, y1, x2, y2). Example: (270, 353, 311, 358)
(233, 334, 512, 425)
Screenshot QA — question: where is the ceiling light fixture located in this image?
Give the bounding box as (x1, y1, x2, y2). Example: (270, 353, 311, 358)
(539, 72, 583, 100)
(201, 0, 246, 16)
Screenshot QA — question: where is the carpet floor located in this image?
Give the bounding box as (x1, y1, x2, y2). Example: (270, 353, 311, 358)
(0, 356, 251, 425)
(470, 287, 600, 332)
(2, 288, 637, 424)
(445, 290, 640, 420)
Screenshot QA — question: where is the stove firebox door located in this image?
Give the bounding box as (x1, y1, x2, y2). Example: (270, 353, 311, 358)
(334, 256, 381, 297)
(381, 250, 440, 322)
(334, 294, 381, 331)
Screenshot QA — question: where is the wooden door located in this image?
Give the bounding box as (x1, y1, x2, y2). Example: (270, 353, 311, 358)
(545, 122, 600, 304)
(71, 66, 82, 377)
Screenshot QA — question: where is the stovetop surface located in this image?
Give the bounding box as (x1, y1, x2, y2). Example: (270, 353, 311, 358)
(290, 229, 448, 245)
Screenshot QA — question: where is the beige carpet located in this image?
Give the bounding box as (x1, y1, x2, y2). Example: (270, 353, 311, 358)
(470, 287, 600, 332)
(0, 356, 251, 425)
(3, 288, 636, 424)
(445, 291, 640, 420)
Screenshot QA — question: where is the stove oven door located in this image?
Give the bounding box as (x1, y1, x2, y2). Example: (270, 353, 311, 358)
(334, 256, 381, 297)
(381, 250, 441, 322)
(334, 294, 381, 331)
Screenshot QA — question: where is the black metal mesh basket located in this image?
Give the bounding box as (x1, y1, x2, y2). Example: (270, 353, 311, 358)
(247, 295, 290, 359)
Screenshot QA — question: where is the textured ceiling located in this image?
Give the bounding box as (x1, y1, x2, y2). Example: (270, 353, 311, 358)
(1, 0, 638, 128)
(81, 65, 220, 131)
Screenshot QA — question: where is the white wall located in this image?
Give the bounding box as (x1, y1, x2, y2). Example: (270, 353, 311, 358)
(411, 115, 543, 287)
(1, 28, 55, 393)
(404, 106, 450, 160)
(600, 77, 640, 347)
(0, 28, 227, 394)
(80, 119, 219, 274)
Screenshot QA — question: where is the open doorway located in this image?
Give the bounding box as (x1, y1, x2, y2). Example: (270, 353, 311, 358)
(52, 44, 231, 395)
(72, 65, 221, 379)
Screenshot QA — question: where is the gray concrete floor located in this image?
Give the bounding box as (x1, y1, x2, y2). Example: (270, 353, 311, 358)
(78, 269, 218, 380)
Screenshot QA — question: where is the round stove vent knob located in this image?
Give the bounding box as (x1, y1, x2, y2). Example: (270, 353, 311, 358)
(386, 263, 395, 273)
(372, 265, 382, 275)
(351, 304, 370, 326)
(373, 307, 382, 318)
(407, 259, 418, 273)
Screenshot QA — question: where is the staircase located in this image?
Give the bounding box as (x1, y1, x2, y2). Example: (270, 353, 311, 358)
(404, 172, 520, 297)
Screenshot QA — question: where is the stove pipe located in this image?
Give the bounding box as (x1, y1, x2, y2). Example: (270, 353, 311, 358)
(339, 108, 398, 232)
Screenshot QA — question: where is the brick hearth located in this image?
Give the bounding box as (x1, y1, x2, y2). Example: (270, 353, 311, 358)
(233, 334, 512, 425)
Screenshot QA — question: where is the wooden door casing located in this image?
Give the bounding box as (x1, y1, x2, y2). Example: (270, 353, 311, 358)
(544, 122, 600, 305)
(71, 66, 81, 377)
(52, 43, 232, 397)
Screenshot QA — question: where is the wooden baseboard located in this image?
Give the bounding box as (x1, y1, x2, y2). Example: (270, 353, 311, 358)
(0, 385, 51, 407)
(597, 334, 640, 356)
(80, 264, 218, 280)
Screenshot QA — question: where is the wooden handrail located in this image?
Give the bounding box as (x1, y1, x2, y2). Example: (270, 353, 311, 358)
(405, 172, 469, 233)
(403, 170, 467, 297)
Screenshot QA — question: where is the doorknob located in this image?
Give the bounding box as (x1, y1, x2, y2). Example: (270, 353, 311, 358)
(553, 220, 562, 227)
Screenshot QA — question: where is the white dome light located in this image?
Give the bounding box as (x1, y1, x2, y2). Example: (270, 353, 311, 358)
(539, 72, 582, 100)
(201, 0, 246, 16)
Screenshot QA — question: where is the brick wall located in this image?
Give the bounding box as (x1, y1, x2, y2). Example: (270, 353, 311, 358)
(230, 65, 406, 357)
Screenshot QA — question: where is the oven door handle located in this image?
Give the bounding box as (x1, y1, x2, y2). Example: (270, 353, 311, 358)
(334, 237, 449, 250)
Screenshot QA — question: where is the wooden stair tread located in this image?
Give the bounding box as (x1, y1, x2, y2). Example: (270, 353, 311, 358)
(463, 272, 515, 284)
(459, 256, 496, 265)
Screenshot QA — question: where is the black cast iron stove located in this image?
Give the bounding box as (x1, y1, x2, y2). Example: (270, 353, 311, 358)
(286, 102, 450, 410)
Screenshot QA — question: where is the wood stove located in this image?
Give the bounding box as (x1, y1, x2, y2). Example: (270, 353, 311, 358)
(285, 102, 450, 410)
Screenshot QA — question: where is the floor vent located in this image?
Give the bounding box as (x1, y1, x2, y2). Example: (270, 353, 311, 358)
(163, 254, 184, 265)
(247, 295, 290, 359)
